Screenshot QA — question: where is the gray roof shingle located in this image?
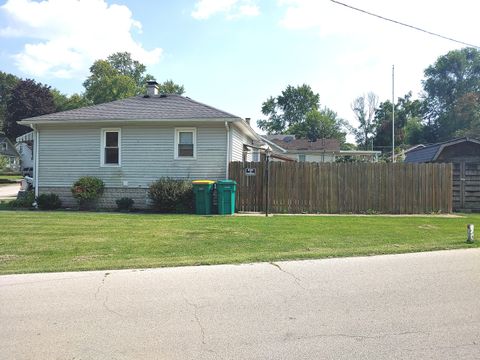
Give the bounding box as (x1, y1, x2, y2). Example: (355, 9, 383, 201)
(404, 144, 441, 163)
(19, 94, 240, 123)
(404, 137, 480, 163)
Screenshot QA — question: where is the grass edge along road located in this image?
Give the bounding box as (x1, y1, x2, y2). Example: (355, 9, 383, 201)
(0, 211, 478, 275)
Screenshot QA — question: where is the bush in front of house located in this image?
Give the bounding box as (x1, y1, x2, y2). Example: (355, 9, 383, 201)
(71, 176, 105, 210)
(36, 193, 62, 210)
(8, 191, 35, 209)
(148, 178, 194, 213)
(115, 197, 134, 212)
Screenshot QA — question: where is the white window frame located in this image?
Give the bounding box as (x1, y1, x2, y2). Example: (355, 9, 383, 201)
(100, 128, 121, 167)
(174, 127, 197, 160)
(298, 154, 306, 162)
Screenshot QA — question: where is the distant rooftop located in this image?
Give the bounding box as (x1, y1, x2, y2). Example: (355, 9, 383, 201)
(263, 135, 340, 151)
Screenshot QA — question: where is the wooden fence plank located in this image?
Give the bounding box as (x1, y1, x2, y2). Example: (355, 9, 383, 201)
(229, 162, 452, 214)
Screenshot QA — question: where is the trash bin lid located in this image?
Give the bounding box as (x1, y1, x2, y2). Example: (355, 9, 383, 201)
(217, 180, 237, 185)
(192, 180, 216, 184)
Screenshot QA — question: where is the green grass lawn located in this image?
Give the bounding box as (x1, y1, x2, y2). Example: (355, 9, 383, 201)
(0, 174, 21, 180)
(0, 211, 478, 274)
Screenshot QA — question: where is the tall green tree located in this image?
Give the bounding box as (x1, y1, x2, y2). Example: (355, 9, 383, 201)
(83, 52, 185, 104)
(106, 52, 152, 88)
(351, 92, 378, 150)
(373, 92, 424, 150)
(0, 72, 20, 130)
(422, 47, 480, 141)
(51, 89, 91, 112)
(257, 84, 320, 134)
(4, 79, 56, 140)
(83, 59, 138, 104)
(288, 108, 347, 143)
(158, 79, 185, 95)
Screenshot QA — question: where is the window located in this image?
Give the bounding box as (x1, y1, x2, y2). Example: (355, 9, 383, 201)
(298, 154, 306, 162)
(101, 129, 121, 166)
(252, 150, 260, 162)
(175, 128, 196, 159)
(1, 143, 6, 151)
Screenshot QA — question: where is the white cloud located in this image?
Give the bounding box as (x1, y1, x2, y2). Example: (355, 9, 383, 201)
(192, 0, 260, 20)
(0, 0, 162, 79)
(277, 0, 480, 132)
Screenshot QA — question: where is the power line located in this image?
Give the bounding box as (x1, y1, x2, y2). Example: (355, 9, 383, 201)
(330, 0, 480, 49)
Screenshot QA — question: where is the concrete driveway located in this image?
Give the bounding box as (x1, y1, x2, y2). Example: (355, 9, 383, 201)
(0, 182, 20, 200)
(1, 249, 479, 359)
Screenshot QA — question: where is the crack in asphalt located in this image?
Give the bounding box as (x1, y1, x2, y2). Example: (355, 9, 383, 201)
(94, 272, 109, 300)
(94, 272, 123, 317)
(288, 330, 427, 342)
(183, 295, 206, 345)
(270, 262, 305, 290)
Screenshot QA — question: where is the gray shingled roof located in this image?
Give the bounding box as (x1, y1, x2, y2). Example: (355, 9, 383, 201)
(404, 144, 441, 163)
(404, 137, 480, 163)
(19, 94, 240, 123)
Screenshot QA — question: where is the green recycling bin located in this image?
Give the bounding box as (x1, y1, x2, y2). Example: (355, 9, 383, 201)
(192, 180, 215, 215)
(216, 180, 237, 215)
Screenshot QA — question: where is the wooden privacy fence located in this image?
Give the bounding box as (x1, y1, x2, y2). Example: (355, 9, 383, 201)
(229, 162, 453, 214)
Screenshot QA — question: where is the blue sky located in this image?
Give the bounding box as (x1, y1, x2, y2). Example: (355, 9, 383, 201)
(1, 0, 479, 137)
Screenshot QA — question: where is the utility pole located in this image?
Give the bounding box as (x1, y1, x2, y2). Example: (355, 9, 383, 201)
(392, 65, 395, 163)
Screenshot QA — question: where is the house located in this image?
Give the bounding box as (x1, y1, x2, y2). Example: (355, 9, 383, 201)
(0, 133, 20, 171)
(404, 137, 480, 211)
(262, 135, 381, 162)
(16, 131, 34, 176)
(18, 81, 259, 208)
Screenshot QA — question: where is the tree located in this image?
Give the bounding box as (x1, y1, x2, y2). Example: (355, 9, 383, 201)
(51, 89, 91, 112)
(158, 79, 185, 95)
(257, 84, 320, 134)
(106, 52, 152, 88)
(3, 79, 56, 140)
(83, 59, 138, 104)
(373, 92, 424, 150)
(288, 108, 347, 143)
(351, 92, 378, 150)
(83, 52, 185, 104)
(0, 72, 20, 130)
(422, 47, 480, 141)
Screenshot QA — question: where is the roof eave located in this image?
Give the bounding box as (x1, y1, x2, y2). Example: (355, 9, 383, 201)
(20, 117, 242, 125)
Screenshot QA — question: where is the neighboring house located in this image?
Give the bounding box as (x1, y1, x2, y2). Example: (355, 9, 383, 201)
(404, 137, 480, 212)
(263, 135, 381, 162)
(0, 132, 20, 171)
(19, 81, 259, 208)
(16, 131, 34, 176)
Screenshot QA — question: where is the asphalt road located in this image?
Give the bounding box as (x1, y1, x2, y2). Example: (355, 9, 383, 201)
(1, 249, 479, 359)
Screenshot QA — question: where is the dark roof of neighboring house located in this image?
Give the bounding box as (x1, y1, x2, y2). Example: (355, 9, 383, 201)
(404, 137, 480, 163)
(19, 94, 240, 123)
(0, 133, 20, 157)
(270, 137, 340, 151)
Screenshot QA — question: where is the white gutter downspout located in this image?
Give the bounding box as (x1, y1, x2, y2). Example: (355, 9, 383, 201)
(225, 121, 230, 179)
(33, 125, 39, 198)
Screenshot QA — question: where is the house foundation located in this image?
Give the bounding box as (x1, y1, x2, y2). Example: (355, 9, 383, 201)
(39, 187, 150, 209)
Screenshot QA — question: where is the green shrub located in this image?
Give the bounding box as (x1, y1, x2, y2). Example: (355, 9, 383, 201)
(36, 193, 62, 210)
(71, 176, 105, 209)
(115, 197, 134, 212)
(148, 178, 194, 213)
(8, 191, 35, 209)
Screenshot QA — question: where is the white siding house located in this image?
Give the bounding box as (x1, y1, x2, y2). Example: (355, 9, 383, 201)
(0, 133, 20, 171)
(16, 131, 34, 174)
(19, 83, 259, 208)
